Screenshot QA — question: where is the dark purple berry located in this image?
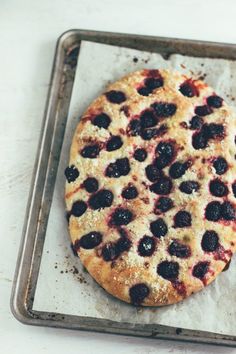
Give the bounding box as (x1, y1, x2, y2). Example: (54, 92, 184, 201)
(179, 80, 198, 97)
(152, 102, 177, 118)
(117, 157, 130, 175)
(189, 116, 203, 130)
(154, 155, 171, 169)
(102, 237, 131, 261)
(179, 181, 200, 194)
(221, 201, 236, 220)
(65, 165, 79, 183)
(154, 197, 173, 213)
(192, 131, 208, 150)
(89, 189, 113, 210)
(201, 231, 219, 252)
(150, 218, 168, 238)
(141, 124, 168, 141)
(106, 90, 126, 104)
(106, 136, 123, 151)
(138, 236, 155, 257)
(169, 161, 188, 179)
(122, 185, 138, 199)
(156, 141, 174, 158)
(203, 123, 224, 139)
(129, 283, 150, 304)
(192, 261, 209, 279)
(105, 158, 130, 178)
(111, 208, 133, 226)
(168, 240, 191, 258)
(116, 237, 131, 253)
(195, 105, 212, 116)
(140, 110, 158, 128)
(71, 201, 87, 217)
(134, 148, 147, 162)
(83, 177, 98, 193)
(105, 162, 120, 178)
(127, 119, 141, 136)
(174, 211, 192, 228)
(145, 77, 163, 90)
(81, 144, 100, 158)
(205, 201, 221, 221)
(79, 231, 102, 249)
(137, 86, 152, 96)
(93, 113, 111, 129)
(213, 157, 228, 175)
(209, 179, 228, 197)
(150, 177, 173, 195)
(102, 243, 117, 261)
(207, 95, 223, 108)
(232, 182, 236, 197)
(157, 261, 179, 280)
(145, 164, 162, 182)
(140, 128, 158, 140)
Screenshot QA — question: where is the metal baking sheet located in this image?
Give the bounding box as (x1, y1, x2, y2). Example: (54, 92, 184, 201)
(11, 29, 236, 347)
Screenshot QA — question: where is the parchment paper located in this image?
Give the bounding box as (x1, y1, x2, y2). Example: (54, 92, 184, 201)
(33, 40, 236, 335)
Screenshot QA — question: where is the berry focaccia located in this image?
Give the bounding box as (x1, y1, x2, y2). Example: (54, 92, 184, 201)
(65, 69, 236, 306)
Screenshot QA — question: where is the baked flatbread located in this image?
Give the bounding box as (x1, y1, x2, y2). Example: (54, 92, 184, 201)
(65, 69, 236, 306)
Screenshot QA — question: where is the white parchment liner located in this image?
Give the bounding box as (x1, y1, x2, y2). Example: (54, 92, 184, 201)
(33, 41, 236, 335)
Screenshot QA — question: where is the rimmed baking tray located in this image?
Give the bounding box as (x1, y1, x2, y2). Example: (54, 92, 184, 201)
(11, 29, 236, 347)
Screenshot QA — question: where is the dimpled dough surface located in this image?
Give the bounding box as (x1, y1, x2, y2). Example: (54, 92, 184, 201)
(65, 68, 236, 306)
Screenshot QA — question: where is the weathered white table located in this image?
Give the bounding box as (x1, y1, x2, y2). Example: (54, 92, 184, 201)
(1, 0, 236, 353)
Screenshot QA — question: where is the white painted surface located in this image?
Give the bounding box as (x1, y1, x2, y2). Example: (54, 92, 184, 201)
(1, 0, 236, 353)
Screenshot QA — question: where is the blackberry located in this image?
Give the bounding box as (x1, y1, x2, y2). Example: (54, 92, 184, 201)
(65, 165, 79, 183)
(150, 177, 173, 195)
(122, 185, 138, 199)
(174, 211, 192, 228)
(106, 90, 126, 103)
(83, 177, 99, 193)
(138, 236, 155, 257)
(150, 218, 168, 238)
(209, 179, 228, 197)
(168, 240, 191, 258)
(106, 136, 123, 151)
(89, 189, 113, 209)
(81, 144, 100, 158)
(201, 231, 219, 252)
(169, 161, 188, 179)
(207, 95, 223, 108)
(213, 157, 228, 175)
(93, 113, 111, 129)
(134, 148, 147, 162)
(79, 231, 102, 249)
(129, 283, 150, 305)
(157, 261, 179, 280)
(111, 208, 133, 226)
(205, 201, 221, 221)
(179, 181, 200, 194)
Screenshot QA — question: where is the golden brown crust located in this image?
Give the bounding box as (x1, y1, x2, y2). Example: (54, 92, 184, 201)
(65, 69, 236, 306)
